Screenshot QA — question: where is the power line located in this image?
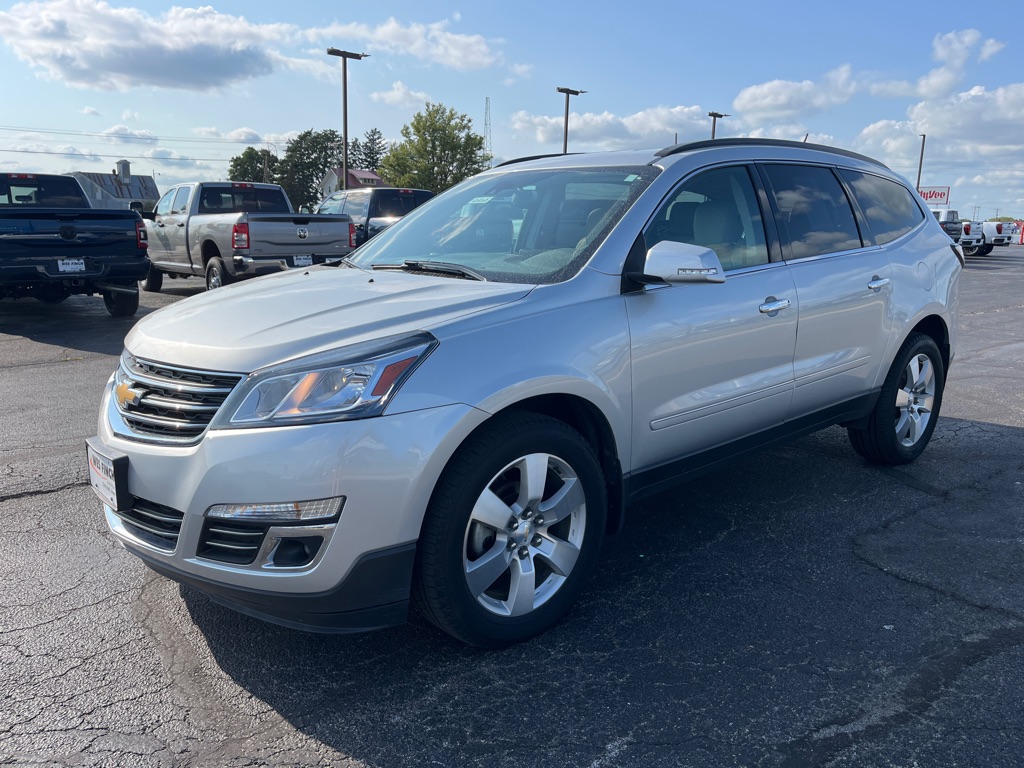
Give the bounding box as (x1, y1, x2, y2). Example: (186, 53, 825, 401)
(0, 124, 263, 146)
(0, 147, 231, 162)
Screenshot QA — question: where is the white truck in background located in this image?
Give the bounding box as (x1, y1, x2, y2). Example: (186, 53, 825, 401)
(977, 221, 1012, 256)
(142, 181, 355, 291)
(958, 219, 985, 256)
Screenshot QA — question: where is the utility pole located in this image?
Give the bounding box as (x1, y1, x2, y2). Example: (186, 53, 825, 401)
(916, 134, 926, 189)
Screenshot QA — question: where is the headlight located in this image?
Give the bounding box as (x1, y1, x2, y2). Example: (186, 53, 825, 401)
(211, 332, 437, 428)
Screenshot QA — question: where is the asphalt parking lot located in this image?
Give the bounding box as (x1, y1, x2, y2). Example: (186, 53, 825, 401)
(2, 246, 1023, 767)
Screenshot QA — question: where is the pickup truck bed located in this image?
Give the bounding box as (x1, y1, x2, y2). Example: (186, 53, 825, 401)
(144, 182, 354, 292)
(0, 173, 150, 316)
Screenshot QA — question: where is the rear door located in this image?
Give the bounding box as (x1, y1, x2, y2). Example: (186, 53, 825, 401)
(759, 163, 893, 417)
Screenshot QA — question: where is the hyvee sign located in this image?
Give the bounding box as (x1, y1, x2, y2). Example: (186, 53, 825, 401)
(918, 186, 951, 206)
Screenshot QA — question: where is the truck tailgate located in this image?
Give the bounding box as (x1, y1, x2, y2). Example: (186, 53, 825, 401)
(245, 214, 352, 256)
(0, 209, 142, 263)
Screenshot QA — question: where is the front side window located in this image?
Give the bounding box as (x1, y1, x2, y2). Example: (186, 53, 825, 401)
(316, 192, 346, 215)
(350, 166, 658, 284)
(154, 190, 175, 216)
(763, 164, 862, 259)
(646, 165, 770, 271)
(840, 170, 924, 245)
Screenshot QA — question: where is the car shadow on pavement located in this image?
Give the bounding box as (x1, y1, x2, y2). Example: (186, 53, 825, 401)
(177, 417, 1024, 767)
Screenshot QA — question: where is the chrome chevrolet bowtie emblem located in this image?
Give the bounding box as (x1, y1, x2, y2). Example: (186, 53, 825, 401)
(114, 379, 143, 410)
(296, 227, 309, 239)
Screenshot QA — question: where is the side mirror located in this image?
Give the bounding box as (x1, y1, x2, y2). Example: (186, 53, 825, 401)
(637, 240, 726, 284)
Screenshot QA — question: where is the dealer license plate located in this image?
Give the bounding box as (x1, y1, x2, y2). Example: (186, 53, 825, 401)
(86, 439, 130, 511)
(57, 258, 85, 272)
(293, 255, 313, 267)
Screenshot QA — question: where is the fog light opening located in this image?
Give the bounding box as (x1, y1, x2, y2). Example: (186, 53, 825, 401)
(271, 536, 324, 567)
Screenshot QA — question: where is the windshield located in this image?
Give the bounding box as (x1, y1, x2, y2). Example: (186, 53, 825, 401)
(349, 165, 658, 284)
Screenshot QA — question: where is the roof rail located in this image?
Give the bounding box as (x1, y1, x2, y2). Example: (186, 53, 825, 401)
(495, 153, 580, 168)
(654, 138, 888, 169)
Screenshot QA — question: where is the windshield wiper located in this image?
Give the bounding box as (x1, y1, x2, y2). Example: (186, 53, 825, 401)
(396, 260, 487, 281)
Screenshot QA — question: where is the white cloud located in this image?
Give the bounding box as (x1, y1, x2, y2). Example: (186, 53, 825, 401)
(81, 107, 100, 117)
(511, 104, 708, 150)
(371, 81, 430, 108)
(0, 1, 296, 91)
(100, 125, 157, 144)
(980, 38, 1005, 61)
(733, 65, 858, 122)
(315, 17, 498, 71)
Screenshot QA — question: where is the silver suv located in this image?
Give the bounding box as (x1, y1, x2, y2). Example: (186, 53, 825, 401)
(88, 139, 962, 647)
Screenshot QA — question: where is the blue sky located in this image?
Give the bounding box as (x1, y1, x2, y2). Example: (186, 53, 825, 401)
(0, 0, 1020, 218)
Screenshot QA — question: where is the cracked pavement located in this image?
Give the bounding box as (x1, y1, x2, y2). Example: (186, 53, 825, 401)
(2, 247, 1023, 767)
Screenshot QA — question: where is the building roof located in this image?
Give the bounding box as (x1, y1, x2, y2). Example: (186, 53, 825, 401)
(74, 172, 160, 201)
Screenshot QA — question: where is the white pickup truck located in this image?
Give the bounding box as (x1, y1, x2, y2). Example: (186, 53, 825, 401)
(977, 221, 1013, 256)
(958, 219, 985, 256)
(142, 181, 355, 291)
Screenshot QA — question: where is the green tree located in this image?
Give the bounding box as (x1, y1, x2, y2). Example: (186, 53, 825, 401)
(227, 147, 279, 183)
(276, 129, 344, 209)
(359, 128, 388, 174)
(347, 137, 364, 171)
(379, 103, 490, 194)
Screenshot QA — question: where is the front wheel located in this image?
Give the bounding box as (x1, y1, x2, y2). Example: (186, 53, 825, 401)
(847, 333, 944, 465)
(205, 257, 231, 290)
(414, 412, 607, 647)
(102, 288, 140, 317)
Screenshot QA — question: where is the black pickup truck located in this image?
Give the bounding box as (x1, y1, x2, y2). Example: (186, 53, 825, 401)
(0, 173, 150, 316)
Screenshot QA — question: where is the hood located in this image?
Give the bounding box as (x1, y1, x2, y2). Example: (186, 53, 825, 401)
(126, 265, 533, 372)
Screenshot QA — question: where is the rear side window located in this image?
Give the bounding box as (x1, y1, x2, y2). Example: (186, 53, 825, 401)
(170, 187, 191, 215)
(763, 164, 862, 259)
(841, 170, 924, 245)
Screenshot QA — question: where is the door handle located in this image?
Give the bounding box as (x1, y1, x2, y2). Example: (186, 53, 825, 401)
(867, 276, 890, 291)
(759, 297, 792, 315)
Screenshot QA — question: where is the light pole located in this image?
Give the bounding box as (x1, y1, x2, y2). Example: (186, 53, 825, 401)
(556, 86, 586, 154)
(916, 134, 926, 190)
(708, 111, 729, 139)
(326, 48, 369, 190)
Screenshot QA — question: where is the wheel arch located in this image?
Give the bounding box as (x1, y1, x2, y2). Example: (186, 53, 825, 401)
(200, 238, 221, 266)
(908, 313, 951, 373)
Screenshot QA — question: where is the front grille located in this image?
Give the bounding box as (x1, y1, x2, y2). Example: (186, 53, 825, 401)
(112, 497, 184, 552)
(113, 353, 244, 444)
(197, 519, 269, 565)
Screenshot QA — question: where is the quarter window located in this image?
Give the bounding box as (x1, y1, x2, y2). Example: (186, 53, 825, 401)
(840, 170, 924, 245)
(763, 164, 862, 259)
(646, 165, 769, 271)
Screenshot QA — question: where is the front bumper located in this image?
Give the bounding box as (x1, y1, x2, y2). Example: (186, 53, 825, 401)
(93, 380, 483, 632)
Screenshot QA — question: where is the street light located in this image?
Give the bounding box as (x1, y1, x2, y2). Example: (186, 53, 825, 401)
(708, 111, 730, 139)
(916, 133, 926, 190)
(326, 48, 369, 190)
(556, 86, 586, 154)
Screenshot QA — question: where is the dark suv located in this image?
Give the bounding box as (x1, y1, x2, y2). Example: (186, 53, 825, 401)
(314, 187, 434, 246)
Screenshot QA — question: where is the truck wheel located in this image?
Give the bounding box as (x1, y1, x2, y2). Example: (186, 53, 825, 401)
(847, 333, 944, 465)
(141, 268, 163, 292)
(205, 258, 231, 290)
(979, 244, 994, 256)
(413, 412, 606, 647)
(962, 244, 979, 257)
(103, 289, 140, 318)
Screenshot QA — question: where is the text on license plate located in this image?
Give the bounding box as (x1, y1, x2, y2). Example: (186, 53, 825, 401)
(58, 258, 86, 272)
(293, 255, 313, 267)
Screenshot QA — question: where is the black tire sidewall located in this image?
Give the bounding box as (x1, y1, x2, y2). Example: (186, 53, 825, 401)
(416, 413, 607, 646)
(873, 334, 945, 464)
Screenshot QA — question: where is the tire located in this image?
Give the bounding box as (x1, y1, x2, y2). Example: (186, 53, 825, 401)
(141, 268, 163, 292)
(847, 333, 944, 465)
(979, 244, 994, 256)
(414, 412, 607, 647)
(102, 288, 140, 317)
(205, 257, 231, 290)
(962, 244, 980, 257)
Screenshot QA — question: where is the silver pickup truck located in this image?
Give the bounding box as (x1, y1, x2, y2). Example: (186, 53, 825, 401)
(142, 181, 355, 291)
